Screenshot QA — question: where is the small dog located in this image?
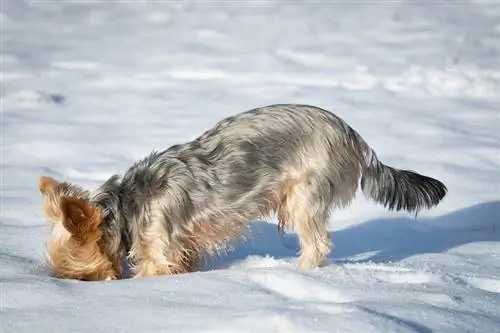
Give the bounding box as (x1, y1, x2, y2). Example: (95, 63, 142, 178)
(38, 104, 447, 281)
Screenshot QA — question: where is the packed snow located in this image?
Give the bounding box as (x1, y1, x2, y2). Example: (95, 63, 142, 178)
(1, 1, 500, 332)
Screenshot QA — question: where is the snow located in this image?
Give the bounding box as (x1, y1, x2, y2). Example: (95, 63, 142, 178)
(1, 1, 500, 332)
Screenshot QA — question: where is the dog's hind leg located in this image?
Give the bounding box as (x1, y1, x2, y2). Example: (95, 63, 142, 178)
(281, 173, 339, 269)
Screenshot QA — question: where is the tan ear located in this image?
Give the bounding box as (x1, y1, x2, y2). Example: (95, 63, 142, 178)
(39, 176, 60, 194)
(60, 196, 101, 244)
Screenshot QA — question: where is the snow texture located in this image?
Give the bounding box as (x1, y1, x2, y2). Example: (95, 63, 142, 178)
(1, 1, 500, 332)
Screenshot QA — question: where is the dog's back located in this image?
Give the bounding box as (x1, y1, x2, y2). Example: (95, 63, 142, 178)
(121, 104, 364, 214)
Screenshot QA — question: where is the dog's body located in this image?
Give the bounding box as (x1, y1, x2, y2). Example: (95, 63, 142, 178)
(39, 104, 447, 280)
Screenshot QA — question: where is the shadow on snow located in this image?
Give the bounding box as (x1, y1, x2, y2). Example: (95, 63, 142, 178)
(205, 200, 500, 270)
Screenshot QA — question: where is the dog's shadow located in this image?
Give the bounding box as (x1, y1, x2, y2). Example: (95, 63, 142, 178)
(202, 200, 500, 271)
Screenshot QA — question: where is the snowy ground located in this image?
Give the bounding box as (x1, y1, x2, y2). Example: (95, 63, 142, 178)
(2, 1, 500, 332)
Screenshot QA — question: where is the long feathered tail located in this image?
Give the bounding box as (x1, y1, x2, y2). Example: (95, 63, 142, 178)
(351, 129, 448, 214)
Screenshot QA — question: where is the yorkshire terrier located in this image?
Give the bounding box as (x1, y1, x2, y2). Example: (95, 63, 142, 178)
(38, 104, 447, 281)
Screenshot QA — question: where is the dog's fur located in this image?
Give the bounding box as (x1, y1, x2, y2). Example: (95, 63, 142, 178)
(38, 104, 447, 281)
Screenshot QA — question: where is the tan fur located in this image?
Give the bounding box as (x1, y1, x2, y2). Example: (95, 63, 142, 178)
(275, 167, 334, 269)
(132, 208, 250, 277)
(133, 217, 182, 277)
(285, 182, 332, 269)
(39, 176, 60, 195)
(276, 178, 298, 235)
(39, 176, 88, 223)
(40, 183, 117, 281)
(39, 176, 64, 222)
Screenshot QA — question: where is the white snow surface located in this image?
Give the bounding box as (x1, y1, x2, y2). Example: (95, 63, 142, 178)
(2, 1, 500, 332)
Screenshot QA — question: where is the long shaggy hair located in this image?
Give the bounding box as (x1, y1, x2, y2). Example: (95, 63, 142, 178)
(38, 104, 447, 281)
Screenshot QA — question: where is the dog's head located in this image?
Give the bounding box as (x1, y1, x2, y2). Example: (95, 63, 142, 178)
(38, 176, 117, 281)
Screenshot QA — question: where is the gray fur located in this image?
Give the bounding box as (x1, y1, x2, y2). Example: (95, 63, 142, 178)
(88, 104, 447, 275)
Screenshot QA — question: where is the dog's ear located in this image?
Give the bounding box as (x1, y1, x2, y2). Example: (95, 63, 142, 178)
(39, 176, 60, 194)
(60, 196, 101, 244)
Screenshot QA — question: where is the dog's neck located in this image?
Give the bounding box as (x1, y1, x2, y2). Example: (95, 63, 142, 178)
(89, 150, 179, 278)
(91, 174, 133, 277)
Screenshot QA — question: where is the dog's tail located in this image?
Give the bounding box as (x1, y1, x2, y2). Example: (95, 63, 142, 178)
(350, 129, 447, 214)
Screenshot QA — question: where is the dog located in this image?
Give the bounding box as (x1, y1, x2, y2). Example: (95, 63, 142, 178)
(38, 104, 447, 281)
